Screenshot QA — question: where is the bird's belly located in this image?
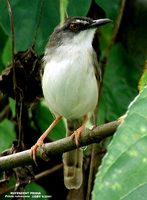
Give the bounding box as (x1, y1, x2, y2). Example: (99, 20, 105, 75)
(42, 60, 98, 119)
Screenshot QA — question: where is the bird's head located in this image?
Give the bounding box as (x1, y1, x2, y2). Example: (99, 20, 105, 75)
(47, 16, 112, 48)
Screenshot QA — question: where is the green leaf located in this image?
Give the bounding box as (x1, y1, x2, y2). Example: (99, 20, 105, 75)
(0, 0, 60, 55)
(95, 0, 121, 20)
(9, 97, 16, 117)
(92, 86, 147, 200)
(25, 182, 48, 199)
(99, 43, 140, 122)
(0, 25, 8, 72)
(0, 119, 16, 152)
(1, 38, 12, 67)
(100, 24, 114, 51)
(67, 0, 91, 16)
(34, 101, 65, 140)
(0, 0, 91, 56)
(138, 61, 147, 92)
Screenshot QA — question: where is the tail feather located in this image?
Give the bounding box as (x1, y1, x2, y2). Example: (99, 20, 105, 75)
(63, 148, 83, 189)
(63, 119, 83, 189)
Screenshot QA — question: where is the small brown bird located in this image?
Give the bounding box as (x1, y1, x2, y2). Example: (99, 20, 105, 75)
(31, 16, 111, 189)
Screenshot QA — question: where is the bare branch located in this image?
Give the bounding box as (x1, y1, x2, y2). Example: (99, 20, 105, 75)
(0, 120, 120, 172)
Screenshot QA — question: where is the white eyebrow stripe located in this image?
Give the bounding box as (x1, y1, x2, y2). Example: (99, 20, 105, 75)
(75, 19, 89, 24)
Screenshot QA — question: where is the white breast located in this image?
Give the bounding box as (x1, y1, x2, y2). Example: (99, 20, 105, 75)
(42, 42, 98, 119)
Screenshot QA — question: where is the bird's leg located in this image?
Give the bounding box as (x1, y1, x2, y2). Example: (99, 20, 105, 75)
(31, 116, 62, 163)
(70, 115, 88, 146)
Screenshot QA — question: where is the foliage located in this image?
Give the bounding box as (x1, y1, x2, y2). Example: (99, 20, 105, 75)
(0, 119, 16, 152)
(93, 86, 147, 200)
(0, 0, 146, 199)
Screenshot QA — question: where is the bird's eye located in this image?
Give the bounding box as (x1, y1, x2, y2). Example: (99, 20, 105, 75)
(69, 23, 80, 32)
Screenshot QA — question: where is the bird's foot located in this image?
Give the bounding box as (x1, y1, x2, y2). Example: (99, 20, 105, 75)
(70, 126, 84, 146)
(30, 139, 44, 165)
(30, 116, 62, 165)
(70, 115, 88, 146)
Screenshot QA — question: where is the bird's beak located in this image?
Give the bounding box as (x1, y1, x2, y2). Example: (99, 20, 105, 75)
(89, 18, 112, 28)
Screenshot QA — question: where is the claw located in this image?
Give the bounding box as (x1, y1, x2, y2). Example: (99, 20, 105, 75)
(70, 127, 83, 146)
(30, 116, 62, 165)
(30, 140, 43, 165)
(70, 115, 88, 146)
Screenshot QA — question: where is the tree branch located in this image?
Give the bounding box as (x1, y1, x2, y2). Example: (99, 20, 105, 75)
(0, 120, 120, 172)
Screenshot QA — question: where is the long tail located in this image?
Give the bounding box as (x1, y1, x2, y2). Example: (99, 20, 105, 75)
(62, 119, 83, 189)
(63, 148, 83, 189)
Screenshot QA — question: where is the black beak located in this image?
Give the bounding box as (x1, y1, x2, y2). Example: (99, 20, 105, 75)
(89, 18, 112, 28)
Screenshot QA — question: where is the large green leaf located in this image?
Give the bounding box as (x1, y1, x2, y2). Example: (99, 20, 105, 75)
(0, 0, 92, 56)
(67, 0, 91, 16)
(0, 0, 60, 55)
(92, 86, 147, 200)
(0, 119, 16, 152)
(25, 182, 48, 199)
(0, 26, 8, 72)
(99, 43, 140, 122)
(95, 0, 121, 20)
(1, 38, 12, 67)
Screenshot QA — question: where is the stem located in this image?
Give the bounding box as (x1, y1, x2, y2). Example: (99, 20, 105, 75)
(0, 120, 120, 172)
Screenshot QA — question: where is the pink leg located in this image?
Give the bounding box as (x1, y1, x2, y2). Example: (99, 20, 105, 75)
(31, 116, 62, 162)
(70, 115, 88, 146)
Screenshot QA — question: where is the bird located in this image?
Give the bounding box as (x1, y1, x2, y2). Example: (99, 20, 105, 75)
(31, 16, 111, 189)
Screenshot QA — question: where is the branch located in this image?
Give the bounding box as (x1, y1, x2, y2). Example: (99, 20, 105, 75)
(0, 120, 120, 172)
